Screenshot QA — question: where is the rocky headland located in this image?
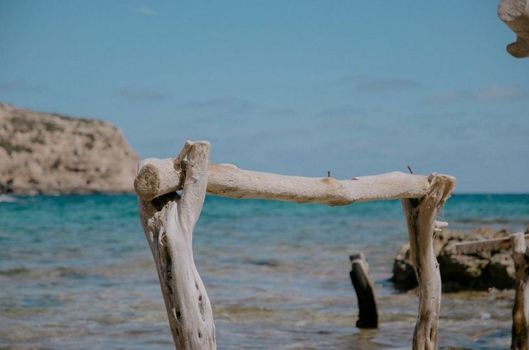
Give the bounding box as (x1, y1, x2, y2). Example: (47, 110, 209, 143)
(392, 227, 529, 292)
(0, 103, 138, 195)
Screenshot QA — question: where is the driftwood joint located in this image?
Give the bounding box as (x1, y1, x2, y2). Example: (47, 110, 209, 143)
(135, 140, 456, 350)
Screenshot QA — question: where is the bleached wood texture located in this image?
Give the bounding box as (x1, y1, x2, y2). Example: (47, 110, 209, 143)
(135, 159, 432, 205)
(511, 232, 529, 350)
(498, 0, 529, 57)
(136, 140, 457, 350)
(454, 234, 529, 254)
(402, 174, 456, 350)
(138, 141, 215, 350)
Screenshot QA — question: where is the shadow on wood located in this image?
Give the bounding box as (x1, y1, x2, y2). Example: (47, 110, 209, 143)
(349, 253, 378, 329)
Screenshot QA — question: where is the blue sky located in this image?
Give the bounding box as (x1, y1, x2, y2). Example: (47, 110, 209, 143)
(1, 1, 528, 192)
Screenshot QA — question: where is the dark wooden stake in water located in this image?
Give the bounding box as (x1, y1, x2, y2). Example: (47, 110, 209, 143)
(349, 253, 378, 328)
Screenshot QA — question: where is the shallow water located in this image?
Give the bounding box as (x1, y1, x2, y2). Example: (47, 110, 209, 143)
(1, 194, 528, 349)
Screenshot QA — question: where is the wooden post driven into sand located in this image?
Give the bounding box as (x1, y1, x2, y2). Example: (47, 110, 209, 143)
(454, 232, 529, 349)
(402, 178, 455, 350)
(135, 140, 456, 350)
(138, 141, 215, 350)
(511, 232, 529, 350)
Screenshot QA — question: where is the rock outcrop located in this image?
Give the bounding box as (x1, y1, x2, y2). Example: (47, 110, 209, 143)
(0, 103, 138, 194)
(392, 228, 527, 292)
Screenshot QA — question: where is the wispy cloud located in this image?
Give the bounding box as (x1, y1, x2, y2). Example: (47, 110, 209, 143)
(264, 108, 297, 118)
(182, 96, 256, 115)
(335, 75, 422, 93)
(423, 90, 473, 104)
(114, 87, 167, 102)
(135, 7, 159, 16)
(312, 106, 368, 132)
(314, 106, 360, 119)
(425, 85, 529, 104)
(0, 80, 45, 94)
(358, 78, 421, 92)
(477, 86, 528, 102)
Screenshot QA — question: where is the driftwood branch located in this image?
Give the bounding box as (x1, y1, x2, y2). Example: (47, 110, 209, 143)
(135, 140, 457, 349)
(138, 141, 215, 350)
(498, 0, 529, 58)
(454, 234, 529, 254)
(401, 174, 456, 350)
(511, 232, 529, 350)
(135, 159, 434, 205)
(349, 253, 378, 329)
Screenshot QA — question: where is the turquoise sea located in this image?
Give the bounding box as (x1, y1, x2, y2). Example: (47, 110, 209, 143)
(1, 194, 529, 349)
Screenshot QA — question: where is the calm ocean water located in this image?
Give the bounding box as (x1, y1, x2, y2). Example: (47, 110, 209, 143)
(1, 194, 529, 349)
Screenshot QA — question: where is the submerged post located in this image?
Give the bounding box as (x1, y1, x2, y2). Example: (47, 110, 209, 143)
(511, 232, 529, 350)
(137, 141, 215, 350)
(401, 174, 456, 350)
(349, 253, 378, 328)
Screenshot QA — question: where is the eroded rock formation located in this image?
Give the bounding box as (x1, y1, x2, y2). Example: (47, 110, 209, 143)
(0, 103, 138, 194)
(392, 228, 528, 292)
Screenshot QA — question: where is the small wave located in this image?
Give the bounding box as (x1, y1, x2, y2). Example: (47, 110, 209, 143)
(0, 195, 17, 203)
(243, 257, 282, 268)
(0, 266, 88, 279)
(0, 267, 31, 276)
(457, 218, 513, 224)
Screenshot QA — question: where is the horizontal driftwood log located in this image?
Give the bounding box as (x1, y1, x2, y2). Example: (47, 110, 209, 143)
(454, 234, 529, 254)
(135, 158, 438, 205)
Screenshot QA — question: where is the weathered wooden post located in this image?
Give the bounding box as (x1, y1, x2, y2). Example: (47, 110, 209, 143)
(137, 141, 215, 350)
(401, 174, 456, 350)
(454, 232, 529, 350)
(349, 253, 378, 328)
(498, 0, 529, 58)
(511, 232, 529, 350)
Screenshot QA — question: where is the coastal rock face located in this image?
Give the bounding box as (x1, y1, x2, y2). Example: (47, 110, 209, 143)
(0, 103, 138, 194)
(392, 228, 522, 292)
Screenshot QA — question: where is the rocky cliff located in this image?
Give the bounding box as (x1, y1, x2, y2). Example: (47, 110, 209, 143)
(0, 103, 138, 194)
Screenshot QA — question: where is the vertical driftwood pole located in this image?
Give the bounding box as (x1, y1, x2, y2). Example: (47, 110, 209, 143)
(138, 141, 215, 350)
(349, 253, 378, 328)
(401, 174, 455, 350)
(511, 232, 529, 350)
